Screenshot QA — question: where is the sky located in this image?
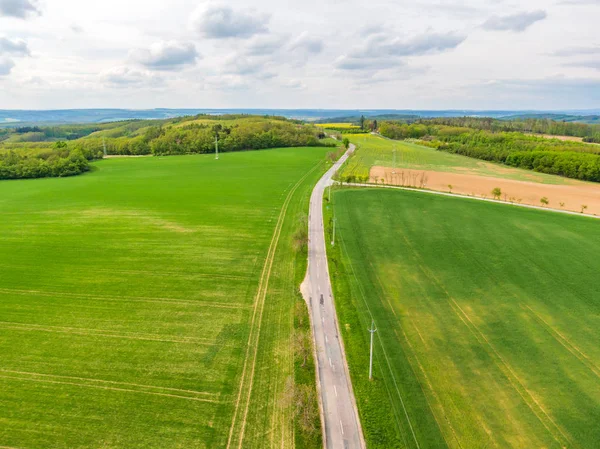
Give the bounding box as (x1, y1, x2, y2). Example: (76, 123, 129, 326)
(0, 0, 598, 110)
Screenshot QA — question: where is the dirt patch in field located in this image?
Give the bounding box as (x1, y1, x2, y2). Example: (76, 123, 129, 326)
(526, 133, 585, 143)
(370, 166, 600, 216)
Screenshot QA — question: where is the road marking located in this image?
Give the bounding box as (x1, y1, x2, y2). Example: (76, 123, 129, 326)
(334, 385, 338, 397)
(329, 358, 332, 367)
(340, 420, 344, 435)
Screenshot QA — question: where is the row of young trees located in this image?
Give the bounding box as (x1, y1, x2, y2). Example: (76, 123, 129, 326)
(379, 122, 600, 183)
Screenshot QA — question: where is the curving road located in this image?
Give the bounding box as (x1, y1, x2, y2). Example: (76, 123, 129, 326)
(301, 144, 365, 449)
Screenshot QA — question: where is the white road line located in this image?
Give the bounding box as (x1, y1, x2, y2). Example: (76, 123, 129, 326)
(334, 385, 338, 397)
(340, 420, 344, 435)
(329, 357, 332, 367)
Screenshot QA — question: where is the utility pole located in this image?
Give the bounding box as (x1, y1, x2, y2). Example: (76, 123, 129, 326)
(215, 135, 219, 160)
(369, 320, 377, 380)
(331, 216, 337, 246)
(102, 137, 107, 157)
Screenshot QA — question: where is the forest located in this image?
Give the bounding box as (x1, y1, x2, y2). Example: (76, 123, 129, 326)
(0, 115, 332, 180)
(383, 116, 600, 142)
(378, 121, 600, 182)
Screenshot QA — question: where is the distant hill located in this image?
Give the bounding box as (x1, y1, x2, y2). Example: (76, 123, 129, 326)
(501, 113, 600, 125)
(1, 108, 599, 126)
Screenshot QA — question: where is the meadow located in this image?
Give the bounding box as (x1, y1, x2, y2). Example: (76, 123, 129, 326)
(339, 134, 572, 184)
(326, 187, 600, 448)
(0, 146, 330, 448)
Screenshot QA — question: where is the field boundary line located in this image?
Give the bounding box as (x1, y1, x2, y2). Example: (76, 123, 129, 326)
(0, 288, 248, 309)
(522, 305, 600, 379)
(0, 374, 222, 403)
(341, 183, 600, 220)
(0, 321, 226, 345)
(227, 160, 323, 449)
(0, 369, 219, 398)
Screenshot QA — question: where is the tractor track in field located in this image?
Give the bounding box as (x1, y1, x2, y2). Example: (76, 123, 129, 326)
(0, 321, 224, 346)
(394, 224, 575, 449)
(226, 160, 323, 449)
(0, 371, 221, 403)
(523, 305, 600, 379)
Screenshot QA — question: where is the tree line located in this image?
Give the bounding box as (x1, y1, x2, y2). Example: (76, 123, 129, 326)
(0, 147, 93, 180)
(379, 122, 600, 183)
(402, 117, 600, 142)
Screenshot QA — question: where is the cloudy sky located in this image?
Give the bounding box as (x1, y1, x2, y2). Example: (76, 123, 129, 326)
(0, 0, 598, 110)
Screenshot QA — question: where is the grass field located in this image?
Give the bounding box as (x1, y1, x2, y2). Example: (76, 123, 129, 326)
(0, 147, 330, 449)
(326, 187, 600, 448)
(340, 134, 573, 185)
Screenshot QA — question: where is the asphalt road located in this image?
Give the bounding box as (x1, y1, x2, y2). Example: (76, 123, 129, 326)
(301, 144, 365, 449)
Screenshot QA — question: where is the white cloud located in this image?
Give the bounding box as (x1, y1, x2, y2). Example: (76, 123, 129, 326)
(565, 60, 600, 70)
(0, 0, 40, 18)
(483, 10, 547, 32)
(336, 31, 465, 72)
(0, 37, 30, 56)
(100, 66, 162, 87)
(192, 4, 269, 39)
(281, 78, 304, 89)
(290, 33, 324, 54)
(131, 41, 199, 71)
(0, 0, 597, 110)
(245, 35, 288, 56)
(0, 56, 15, 75)
(552, 46, 600, 57)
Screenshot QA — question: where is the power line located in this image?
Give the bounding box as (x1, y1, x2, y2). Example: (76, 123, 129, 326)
(369, 320, 377, 380)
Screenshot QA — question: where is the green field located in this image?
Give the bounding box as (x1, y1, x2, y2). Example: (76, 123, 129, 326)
(0, 147, 329, 448)
(326, 187, 600, 448)
(340, 134, 573, 185)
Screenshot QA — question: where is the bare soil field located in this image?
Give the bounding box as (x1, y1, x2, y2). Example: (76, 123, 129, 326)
(371, 166, 600, 216)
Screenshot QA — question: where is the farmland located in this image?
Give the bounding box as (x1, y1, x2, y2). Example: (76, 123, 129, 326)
(0, 146, 330, 448)
(339, 134, 600, 215)
(326, 187, 600, 448)
(338, 134, 571, 184)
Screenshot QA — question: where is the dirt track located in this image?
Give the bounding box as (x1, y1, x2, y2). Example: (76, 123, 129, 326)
(370, 166, 600, 216)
